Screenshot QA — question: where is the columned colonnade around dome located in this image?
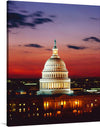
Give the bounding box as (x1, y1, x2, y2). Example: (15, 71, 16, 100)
(40, 82, 70, 89)
(42, 72, 68, 79)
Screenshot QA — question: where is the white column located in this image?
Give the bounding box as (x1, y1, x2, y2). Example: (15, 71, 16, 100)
(47, 83, 49, 89)
(41, 83, 42, 89)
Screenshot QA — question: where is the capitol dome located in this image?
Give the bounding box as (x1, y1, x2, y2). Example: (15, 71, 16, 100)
(43, 57, 68, 72)
(37, 40, 73, 95)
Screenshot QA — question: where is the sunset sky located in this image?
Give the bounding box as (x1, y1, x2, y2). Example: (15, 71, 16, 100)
(7, 1, 100, 79)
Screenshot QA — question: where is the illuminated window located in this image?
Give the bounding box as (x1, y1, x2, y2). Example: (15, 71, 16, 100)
(44, 113, 46, 117)
(61, 83, 64, 88)
(19, 104, 21, 106)
(48, 83, 50, 89)
(50, 112, 52, 116)
(42, 83, 45, 88)
(64, 83, 68, 88)
(33, 113, 35, 116)
(89, 110, 92, 112)
(29, 92, 32, 95)
(55, 83, 58, 88)
(12, 103, 16, 107)
(86, 79, 88, 82)
(57, 83, 59, 88)
(54, 83, 55, 88)
(47, 102, 49, 107)
(58, 83, 60, 88)
(33, 103, 35, 105)
(57, 111, 61, 114)
(9, 114, 12, 117)
(87, 104, 89, 107)
(47, 113, 49, 117)
(19, 108, 21, 112)
(45, 83, 47, 89)
(12, 108, 16, 112)
(95, 99, 97, 102)
(37, 113, 39, 116)
(61, 101, 63, 105)
(78, 110, 81, 114)
(23, 103, 25, 106)
(20, 91, 26, 95)
(44, 101, 49, 110)
(37, 108, 39, 111)
(23, 108, 25, 112)
(75, 101, 78, 105)
(91, 103, 93, 107)
(73, 109, 77, 113)
(44, 102, 46, 109)
(64, 101, 66, 105)
(28, 107, 30, 111)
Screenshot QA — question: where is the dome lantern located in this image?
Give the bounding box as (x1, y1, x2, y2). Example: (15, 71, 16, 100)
(52, 40, 58, 56)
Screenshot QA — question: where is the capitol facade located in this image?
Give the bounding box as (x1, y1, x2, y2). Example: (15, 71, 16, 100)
(37, 40, 73, 95)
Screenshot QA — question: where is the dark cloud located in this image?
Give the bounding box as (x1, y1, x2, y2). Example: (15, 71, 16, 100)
(34, 18, 53, 24)
(7, 12, 35, 29)
(7, 2, 55, 30)
(67, 45, 87, 50)
(24, 51, 32, 53)
(7, 11, 54, 30)
(45, 48, 52, 51)
(20, 10, 28, 13)
(90, 17, 100, 21)
(24, 44, 44, 48)
(33, 11, 44, 17)
(83, 37, 100, 43)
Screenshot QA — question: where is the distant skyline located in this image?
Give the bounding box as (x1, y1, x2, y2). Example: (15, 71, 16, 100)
(7, 1, 100, 78)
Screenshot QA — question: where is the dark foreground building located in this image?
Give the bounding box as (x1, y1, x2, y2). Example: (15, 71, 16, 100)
(7, 94, 100, 126)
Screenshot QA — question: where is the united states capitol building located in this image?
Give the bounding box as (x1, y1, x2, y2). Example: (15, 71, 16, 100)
(37, 40, 73, 95)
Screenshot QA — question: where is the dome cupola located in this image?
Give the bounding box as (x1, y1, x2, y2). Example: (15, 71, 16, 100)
(52, 40, 58, 56)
